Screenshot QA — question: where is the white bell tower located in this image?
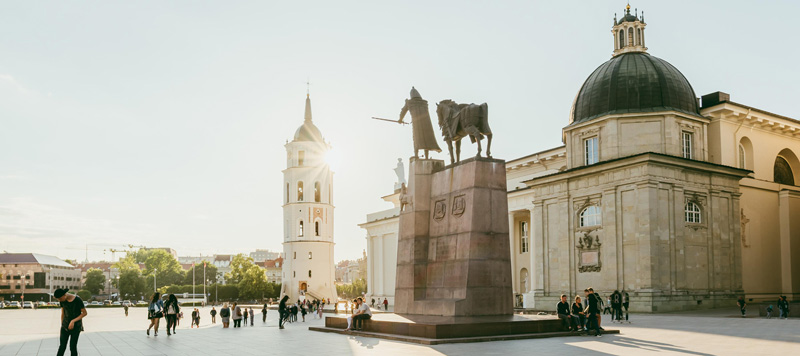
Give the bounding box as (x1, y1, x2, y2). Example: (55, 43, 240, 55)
(281, 93, 337, 302)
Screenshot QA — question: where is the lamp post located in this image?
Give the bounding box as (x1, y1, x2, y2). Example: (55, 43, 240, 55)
(116, 275, 120, 301)
(203, 262, 206, 306)
(192, 262, 195, 304)
(153, 268, 157, 292)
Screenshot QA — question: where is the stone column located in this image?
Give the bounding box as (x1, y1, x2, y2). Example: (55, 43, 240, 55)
(509, 213, 517, 295)
(532, 200, 545, 294)
(526, 206, 537, 308)
(779, 190, 800, 296)
(366, 235, 374, 298)
(376, 234, 384, 295)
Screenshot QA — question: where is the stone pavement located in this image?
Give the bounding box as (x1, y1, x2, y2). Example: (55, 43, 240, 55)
(0, 306, 798, 355)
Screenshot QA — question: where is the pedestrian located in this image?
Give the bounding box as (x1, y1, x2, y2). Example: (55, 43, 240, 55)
(345, 298, 360, 331)
(291, 304, 298, 322)
(164, 294, 180, 336)
(585, 288, 601, 337)
(232, 303, 242, 328)
(194, 308, 201, 327)
(622, 291, 630, 322)
(191, 308, 198, 328)
(317, 301, 324, 319)
(279, 295, 289, 329)
(210, 307, 217, 324)
(54, 288, 87, 356)
(572, 296, 586, 331)
(611, 290, 622, 322)
(737, 296, 747, 317)
(778, 296, 790, 319)
(146, 293, 164, 336)
(124, 304, 129, 317)
(602, 294, 611, 315)
(766, 304, 774, 319)
(220, 303, 231, 328)
(556, 294, 579, 331)
(301, 303, 307, 322)
(262, 303, 268, 323)
(371, 298, 375, 308)
(249, 307, 254, 326)
(177, 311, 183, 326)
(383, 298, 388, 311)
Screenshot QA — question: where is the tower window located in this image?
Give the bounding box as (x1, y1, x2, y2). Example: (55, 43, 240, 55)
(298, 151, 305, 166)
(286, 183, 290, 203)
(293, 271, 296, 278)
(579, 206, 601, 227)
(636, 28, 642, 46)
(738, 145, 746, 169)
(315, 221, 320, 236)
(584, 137, 599, 165)
(627, 27, 634, 46)
(682, 132, 693, 159)
(618, 29, 624, 48)
(308, 252, 312, 259)
(293, 252, 296, 259)
(520, 221, 529, 253)
(685, 202, 702, 223)
(297, 182, 304, 201)
(314, 181, 321, 202)
(299, 220, 304, 237)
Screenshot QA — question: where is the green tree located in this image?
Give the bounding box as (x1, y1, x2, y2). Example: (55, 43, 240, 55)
(115, 268, 146, 300)
(226, 254, 254, 284)
(142, 249, 185, 288)
(132, 249, 155, 264)
(238, 265, 268, 300)
(83, 268, 106, 295)
(336, 278, 367, 299)
(182, 261, 218, 286)
(77, 289, 92, 301)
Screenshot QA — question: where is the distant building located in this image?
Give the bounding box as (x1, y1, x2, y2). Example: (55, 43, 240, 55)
(335, 252, 367, 284)
(177, 255, 214, 265)
(250, 249, 281, 262)
(0, 253, 81, 302)
(142, 247, 178, 258)
(77, 262, 119, 298)
(256, 257, 284, 284)
(212, 255, 233, 284)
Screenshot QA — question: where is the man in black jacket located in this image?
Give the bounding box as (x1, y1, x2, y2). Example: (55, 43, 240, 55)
(585, 288, 601, 337)
(557, 294, 579, 331)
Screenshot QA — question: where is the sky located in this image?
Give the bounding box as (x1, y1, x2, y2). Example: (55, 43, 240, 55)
(1, 1, 798, 263)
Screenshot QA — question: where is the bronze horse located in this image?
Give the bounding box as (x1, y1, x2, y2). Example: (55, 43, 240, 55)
(435, 99, 492, 164)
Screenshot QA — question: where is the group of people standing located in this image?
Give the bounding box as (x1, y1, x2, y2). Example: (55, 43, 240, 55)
(557, 288, 629, 337)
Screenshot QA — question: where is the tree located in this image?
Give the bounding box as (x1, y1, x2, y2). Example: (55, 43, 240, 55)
(336, 278, 368, 299)
(132, 249, 155, 264)
(115, 268, 147, 300)
(226, 254, 254, 284)
(182, 261, 218, 286)
(238, 265, 268, 300)
(77, 290, 91, 301)
(142, 249, 185, 288)
(83, 268, 106, 295)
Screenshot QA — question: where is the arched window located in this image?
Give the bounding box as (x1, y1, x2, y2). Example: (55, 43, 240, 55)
(286, 183, 290, 203)
(299, 220, 304, 236)
(774, 156, 795, 185)
(739, 145, 746, 169)
(685, 202, 702, 223)
(308, 252, 312, 259)
(627, 27, 634, 46)
(297, 182, 304, 201)
(637, 28, 641, 45)
(579, 206, 601, 227)
(618, 30, 625, 48)
(315, 221, 320, 236)
(308, 270, 312, 278)
(314, 181, 321, 202)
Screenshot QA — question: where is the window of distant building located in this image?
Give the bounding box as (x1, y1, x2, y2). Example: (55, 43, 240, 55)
(682, 132, 693, 159)
(519, 221, 529, 253)
(584, 137, 599, 165)
(579, 205, 601, 227)
(685, 202, 702, 223)
(297, 181, 304, 201)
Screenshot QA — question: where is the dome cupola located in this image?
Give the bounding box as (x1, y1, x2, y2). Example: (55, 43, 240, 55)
(612, 4, 647, 57)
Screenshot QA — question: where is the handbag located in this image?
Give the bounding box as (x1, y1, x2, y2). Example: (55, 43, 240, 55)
(237, 308, 242, 317)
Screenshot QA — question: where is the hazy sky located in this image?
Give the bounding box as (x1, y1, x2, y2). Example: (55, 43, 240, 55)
(1, 1, 798, 263)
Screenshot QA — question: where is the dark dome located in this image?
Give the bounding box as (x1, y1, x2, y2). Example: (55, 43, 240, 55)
(617, 13, 638, 24)
(570, 52, 701, 125)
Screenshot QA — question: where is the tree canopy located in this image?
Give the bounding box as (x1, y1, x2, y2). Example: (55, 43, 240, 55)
(226, 254, 254, 284)
(142, 249, 185, 288)
(182, 261, 218, 286)
(83, 268, 106, 295)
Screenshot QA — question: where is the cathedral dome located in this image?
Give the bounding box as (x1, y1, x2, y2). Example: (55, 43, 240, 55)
(570, 52, 701, 125)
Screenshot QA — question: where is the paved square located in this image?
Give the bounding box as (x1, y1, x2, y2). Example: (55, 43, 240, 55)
(0, 307, 797, 355)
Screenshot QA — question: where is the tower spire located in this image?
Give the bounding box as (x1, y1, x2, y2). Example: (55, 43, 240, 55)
(304, 93, 312, 122)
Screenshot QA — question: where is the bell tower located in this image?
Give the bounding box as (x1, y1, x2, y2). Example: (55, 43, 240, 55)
(612, 4, 647, 56)
(281, 92, 337, 302)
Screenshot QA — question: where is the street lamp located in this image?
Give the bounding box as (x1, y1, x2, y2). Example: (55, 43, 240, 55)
(153, 268, 157, 292)
(116, 275, 120, 301)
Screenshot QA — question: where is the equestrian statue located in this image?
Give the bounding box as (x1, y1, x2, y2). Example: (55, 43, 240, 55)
(435, 99, 493, 164)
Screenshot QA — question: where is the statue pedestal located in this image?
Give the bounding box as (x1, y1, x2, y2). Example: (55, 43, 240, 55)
(394, 157, 512, 316)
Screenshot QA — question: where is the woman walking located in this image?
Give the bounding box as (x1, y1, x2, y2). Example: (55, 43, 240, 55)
(164, 294, 180, 336)
(146, 293, 164, 336)
(194, 308, 201, 328)
(232, 302, 242, 328)
(220, 303, 231, 328)
(262, 303, 267, 323)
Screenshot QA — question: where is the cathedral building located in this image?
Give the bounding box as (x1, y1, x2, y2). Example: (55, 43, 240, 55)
(364, 6, 800, 312)
(281, 94, 337, 302)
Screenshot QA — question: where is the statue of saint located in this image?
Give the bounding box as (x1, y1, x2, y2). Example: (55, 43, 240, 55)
(393, 158, 406, 191)
(399, 87, 441, 158)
